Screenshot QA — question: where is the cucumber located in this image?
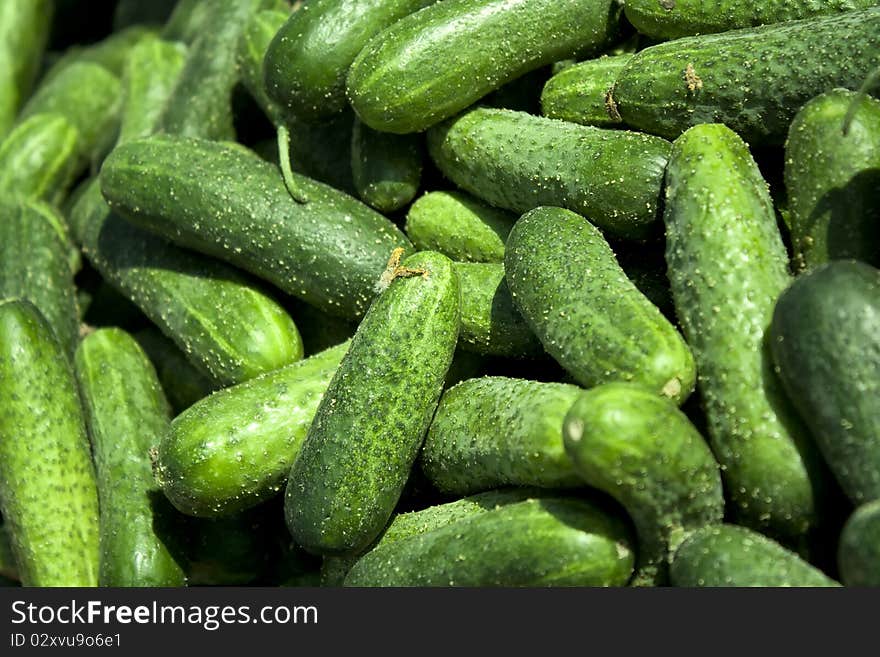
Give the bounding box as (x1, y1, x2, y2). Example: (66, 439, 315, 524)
(608, 9, 880, 144)
(351, 119, 422, 213)
(838, 500, 880, 586)
(541, 54, 633, 128)
(133, 327, 214, 414)
(405, 191, 514, 263)
(784, 89, 880, 271)
(286, 252, 459, 555)
(670, 524, 840, 587)
(664, 123, 823, 542)
(100, 135, 412, 320)
(454, 262, 544, 359)
(427, 108, 671, 239)
(74, 329, 186, 586)
(505, 206, 695, 403)
(770, 261, 880, 504)
(344, 496, 634, 587)
(0, 300, 99, 586)
(263, 0, 438, 123)
(421, 377, 583, 494)
(346, 0, 622, 134)
(236, 9, 289, 123)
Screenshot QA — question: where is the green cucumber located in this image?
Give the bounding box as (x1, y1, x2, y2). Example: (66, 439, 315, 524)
(157, 340, 349, 517)
(670, 524, 840, 587)
(405, 191, 514, 263)
(351, 119, 422, 213)
(770, 261, 880, 504)
(344, 496, 634, 587)
(838, 500, 880, 586)
(664, 123, 822, 542)
(133, 328, 215, 414)
(784, 89, 880, 271)
(541, 54, 633, 128)
(236, 9, 289, 123)
(74, 329, 186, 586)
(286, 252, 459, 555)
(100, 135, 412, 320)
(346, 0, 622, 133)
(505, 206, 695, 403)
(454, 262, 544, 359)
(563, 383, 724, 586)
(421, 377, 583, 494)
(427, 108, 670, 239)
(608, 9, 880, 144)
(0, 299, 99, 586)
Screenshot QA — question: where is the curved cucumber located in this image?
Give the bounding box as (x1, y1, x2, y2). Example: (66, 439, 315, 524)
(0, 300, 99, 586)
(133, 327, 214, 414)
(351, 118, 422, 213)
(838, 500, 880, 586)
(0, 0, 53, 134)
(0, 113, 78, 204)
(541, 54, 633, 128)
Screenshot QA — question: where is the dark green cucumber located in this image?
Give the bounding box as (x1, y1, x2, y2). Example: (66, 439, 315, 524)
(351, 119, 422, 213)
(236, 8, 289, 123)
(344, 496, 634, 587)
(421, 377, 582, 494)
(541, 54, 633, 127)
(454, 262, 544, 359)
(505, 206, 695, 403)
(100, 135, 412, 320)
(286, 252, 459, 555)
(784, 89, 880, 271)
(0, 300, 99, 586)
(670, 524, 839, 587)
(770, 261, 880, 504)
(405, 191, 514, 263)
(838, 500, 880, 586)
(74, 329, 186, 586)
(427, 108, 670, 239)
(157, 340, 349, 517)
(664, 123, 822, 542)
(133, 328, 214, 414)
(608, 9, 880, 144)
(347, 0, 622, 133)
(264, 0, 438, 123)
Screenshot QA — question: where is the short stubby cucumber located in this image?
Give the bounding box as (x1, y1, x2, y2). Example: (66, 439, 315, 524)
(607, 9, 880, 144)
(100, 135, 412, 320)
(427, 108, 671, 239)
(0, 0, 53, 134)
(344, 496, 635, 587)
(74, 329, 186, 586)
(157, 341, 350, 518)
(286, 252, 459, 555)
(405, 191, 515, 263)
(563, 383, 724, 586)
(505, 207, 695, 403)
(421, 377, 583, 494)
(351, 119, 422, 214)
(838, 500, 880, 586)
(133, 328, 214, 414)
(541, 54, 633, 128)
(670, 524, 840, 587)
(346, 0, 622, 133)
(664, 123, 823, 542)
(770, 261, 880, 504)
(784, 89, 880, 271)
(0, 300, 99, 586)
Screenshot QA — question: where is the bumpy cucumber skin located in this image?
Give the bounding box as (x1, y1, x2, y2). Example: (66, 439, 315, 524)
(421, 377, 583, 494)
(286, 252, 459, 555)
(609, 9, 880, 144)
(347, 0, 621, 134)
(351, 119, 422, 213)
(100, 135, 411, 320)
(133, 328, 214, 414)
(771, 261, 880, 505)
(405, 191, 514, 263)
(670, 525, 839, 587)
(427, 108, 670, 239)
(505, 206, 695, 403)
(0, 300, 99, 587)
(345, 497, 634, 587)
(838, 500, 880, 586)
(264, 0, 437, 123)
(784, 89, 880, 271)
(0, 0, 53, 134)
(541, 54, 633, 128)
(74, 329, 186, 586)
(664, 123, 822, 542)
(158, 341, 349, 518)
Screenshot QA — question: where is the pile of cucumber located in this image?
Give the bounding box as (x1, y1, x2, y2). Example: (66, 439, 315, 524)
(0, 0, 878, 589)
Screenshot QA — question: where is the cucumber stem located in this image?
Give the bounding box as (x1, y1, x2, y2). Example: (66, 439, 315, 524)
(276, 124, 309, 204)
(843, 65, 880, 136)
